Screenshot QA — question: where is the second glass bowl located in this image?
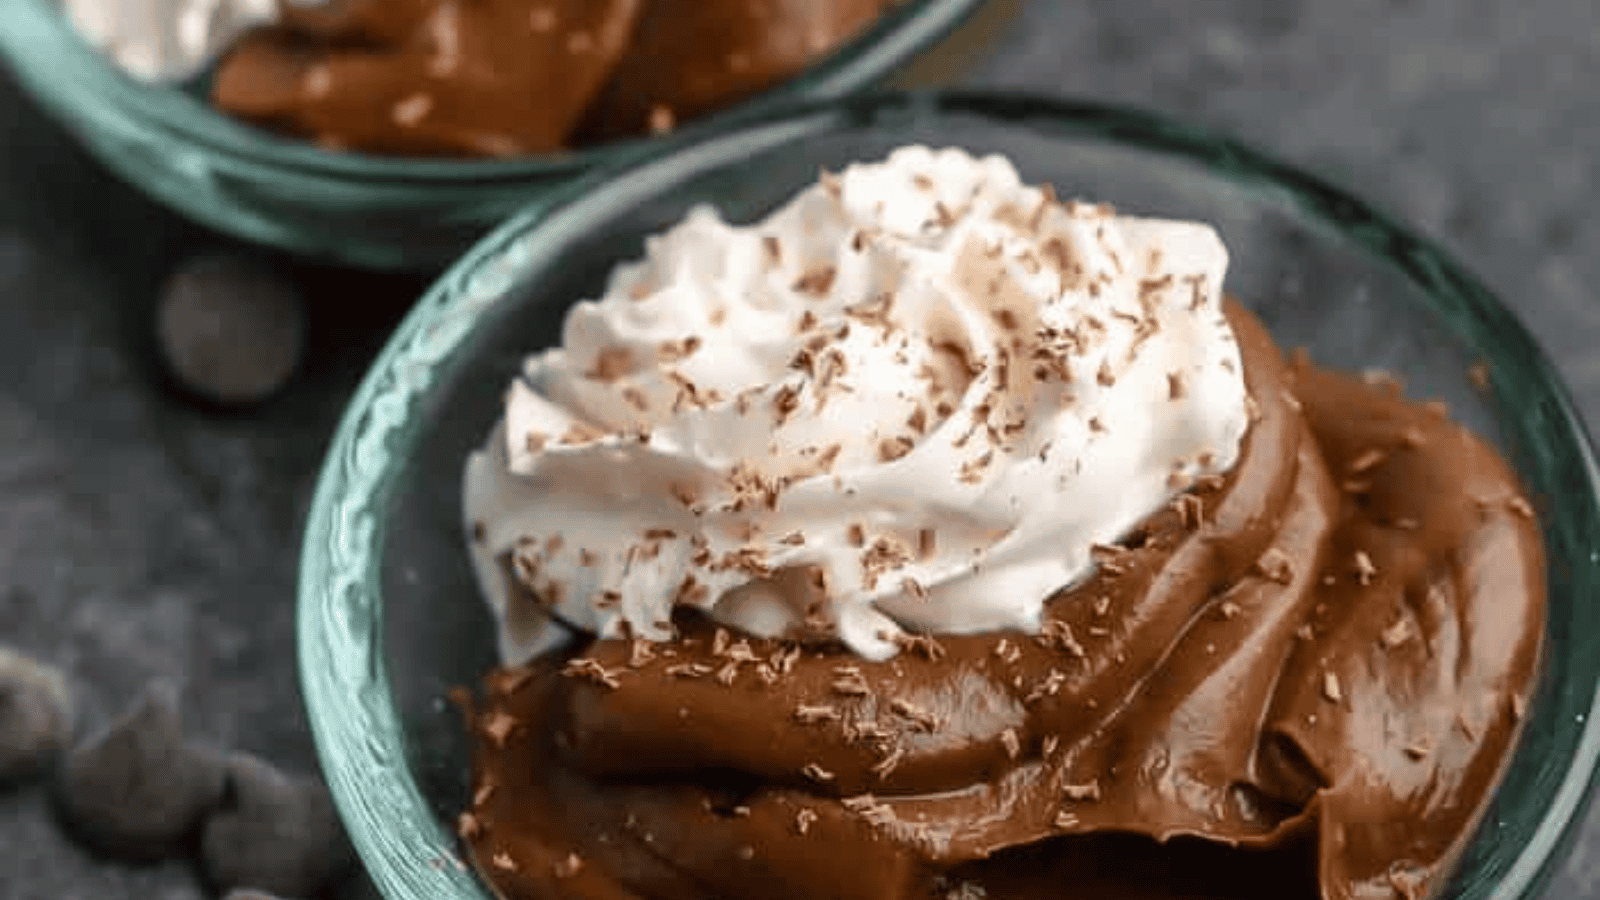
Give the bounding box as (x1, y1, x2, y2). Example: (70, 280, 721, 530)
(0, 0, 984, 269)
(298, 92, 1600, 900)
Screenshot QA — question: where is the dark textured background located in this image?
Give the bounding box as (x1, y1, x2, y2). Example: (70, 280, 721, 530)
(3, 1, 1599, 898)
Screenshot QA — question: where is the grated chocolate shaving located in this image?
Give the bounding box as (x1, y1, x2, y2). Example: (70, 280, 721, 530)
(482, 711, 516, 747)
(896, 631, 947, 661)
(772, 644, 803, 675)
(801, 763, 835, 783)
(793, 267, 837, 296)
(958, 451, 996, 484)
(1353, 550, 1378, 586)
(1348, 448, 1387, 474)
(993, 638, 1022, 664)
(628, 639, 656, 669)
(1322, 672, 1343, 703)
(1090, 543, 1129, 575)
(841, 794, 897, 826)
(1037, 619, 1085, 658)
(879, 436, 916, 462)
(668, 482, 701, 511)
(889, 698, 940, 732)
(871, 746, 905, 779)
(773, 384, 803, 425)
(795, 704, 841, 724)
(665, 662, 714, 679)
(474, 782, 497, 806)
(553, 853, 583, 878)
(1061, 781, 1101, 802)
(1381, 616, 1414, 649)
(1171, 492, 1205, 529)
(1254, 547, 1294, 585)
(861, 535, 914, 589)
(831, 667, 871, 697)
(585, 346, 635, 383)
(1025, 669, 1067, 704)
(1096, 360, 1115, 387)
(562, 657, 623, 689)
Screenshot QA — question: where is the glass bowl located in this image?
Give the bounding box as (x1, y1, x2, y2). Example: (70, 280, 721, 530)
(297, 91, 1600, 900)
(0, 0, 984, 270)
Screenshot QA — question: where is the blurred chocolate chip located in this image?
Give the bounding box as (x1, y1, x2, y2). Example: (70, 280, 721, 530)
(155, 253, 305, 406)
(55, 682, 227, 859)
(0, 646, 74, 785)
(223, 891, 296, 900)
(201, 752, 354, 897)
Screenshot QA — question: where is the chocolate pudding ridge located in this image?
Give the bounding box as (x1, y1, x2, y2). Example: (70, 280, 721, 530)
(211, 0, 891, 158)
(457, 299, 1544, 900)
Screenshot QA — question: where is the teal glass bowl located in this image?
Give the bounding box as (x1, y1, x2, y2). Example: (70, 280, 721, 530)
(297, 91, 1600, 900)
(0, 0, 983, 270)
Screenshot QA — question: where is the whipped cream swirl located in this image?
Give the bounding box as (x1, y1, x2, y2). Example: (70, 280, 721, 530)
(465, 146, 1249, 664)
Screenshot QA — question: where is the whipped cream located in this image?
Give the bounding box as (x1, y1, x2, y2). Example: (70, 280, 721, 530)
(464, 146, 1250, 664)
(60, 0, 289, 82)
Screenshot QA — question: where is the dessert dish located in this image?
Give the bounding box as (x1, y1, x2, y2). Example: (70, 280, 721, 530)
(456, 147, 1545, 900)
(206, 0, 891, 157)
(59, 0, 891, 157)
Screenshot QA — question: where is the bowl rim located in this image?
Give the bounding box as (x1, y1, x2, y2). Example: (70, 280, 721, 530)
(0, 0, 985, 182)
(297, 89, 1600, 900)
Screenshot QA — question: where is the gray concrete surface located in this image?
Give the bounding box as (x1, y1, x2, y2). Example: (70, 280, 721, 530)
(2, 0, 1598, 897)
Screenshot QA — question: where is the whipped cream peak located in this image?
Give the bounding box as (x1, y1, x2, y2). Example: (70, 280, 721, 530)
(61, 0, 291, 82)
(465, 146, 1250, 664)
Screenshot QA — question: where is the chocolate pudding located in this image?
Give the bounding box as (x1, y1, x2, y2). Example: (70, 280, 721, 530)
(210, 0, 889, 157)
(459, 302, 1542, 900)
(453, 149, 1544, 900)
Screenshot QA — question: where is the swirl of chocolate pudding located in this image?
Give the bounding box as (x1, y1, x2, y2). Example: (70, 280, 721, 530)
(210, 0, 888, 157)
(453, 150, 1544, 900)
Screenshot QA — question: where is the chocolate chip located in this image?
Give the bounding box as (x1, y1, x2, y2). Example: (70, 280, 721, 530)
(155, 254, 305, 406)
(223, 891, 296, 900)
(54, 682, 226, 860)
(200, 753, 354, 897)
(0, 647, 74, 785)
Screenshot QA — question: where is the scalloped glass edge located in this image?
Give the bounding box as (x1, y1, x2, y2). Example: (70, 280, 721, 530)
(297, 90, 1600, 900)
(0, 0, 983, 183)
